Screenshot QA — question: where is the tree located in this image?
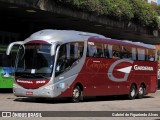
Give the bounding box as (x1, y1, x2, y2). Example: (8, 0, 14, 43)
(56, 0, 160, 29)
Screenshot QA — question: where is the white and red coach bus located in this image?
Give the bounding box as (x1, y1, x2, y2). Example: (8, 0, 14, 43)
(6, 29, 157, 102)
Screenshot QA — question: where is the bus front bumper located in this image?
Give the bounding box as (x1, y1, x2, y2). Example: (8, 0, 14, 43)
(13, 83, 58, 98)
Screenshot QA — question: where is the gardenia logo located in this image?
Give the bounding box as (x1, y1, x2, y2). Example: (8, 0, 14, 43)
(134, 65, 153, 71)
(17, 80, 33, 84)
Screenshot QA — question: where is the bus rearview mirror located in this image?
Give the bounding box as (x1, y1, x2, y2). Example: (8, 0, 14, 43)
(6, 41, 23, 55)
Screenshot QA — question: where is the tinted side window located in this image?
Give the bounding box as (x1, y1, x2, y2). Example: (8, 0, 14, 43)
(104, 44, 109, 58)
(122, 46, 132, 59)
(70, 42, 84, 59)
(132, 47, 137, 60)
(137, 48, 145, 60)
(87, 42, 104, 58)
(148, 49, 155, 61)
(55, 42, 84, 76)
(112, 45, 121, 59)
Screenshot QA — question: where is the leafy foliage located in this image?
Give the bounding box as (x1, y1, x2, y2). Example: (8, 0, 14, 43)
(56, 0, 160, 29)
(130, 0, 159, 28)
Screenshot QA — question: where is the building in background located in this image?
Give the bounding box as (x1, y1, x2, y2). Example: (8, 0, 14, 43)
(146, 0, 158, 4)
(155, 45, 160, 89)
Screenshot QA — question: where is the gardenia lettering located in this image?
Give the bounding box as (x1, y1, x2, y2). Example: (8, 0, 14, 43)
(17, 80, 33, 84)
(134, 65, 153, 71)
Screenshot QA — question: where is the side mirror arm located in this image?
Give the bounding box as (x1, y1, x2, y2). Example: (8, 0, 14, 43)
(6, 41, 23, 55)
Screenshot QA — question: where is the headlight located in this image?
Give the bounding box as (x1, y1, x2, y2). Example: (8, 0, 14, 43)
(44, 84, 54, 90)
(13, 83, 22, 88)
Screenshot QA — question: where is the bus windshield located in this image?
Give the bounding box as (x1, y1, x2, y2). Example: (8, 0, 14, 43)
(15, 43, 54, 78)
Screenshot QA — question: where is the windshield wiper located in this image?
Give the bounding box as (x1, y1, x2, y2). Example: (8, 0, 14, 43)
(34, 74, 50, 79)
(15, 72, 50, 79)
(16, 74, 36, 79)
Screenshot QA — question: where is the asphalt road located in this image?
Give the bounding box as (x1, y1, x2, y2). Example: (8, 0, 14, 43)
(0, 90, 160, 120)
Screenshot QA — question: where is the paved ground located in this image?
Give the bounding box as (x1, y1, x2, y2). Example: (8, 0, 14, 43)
(0, 90, 160, 120)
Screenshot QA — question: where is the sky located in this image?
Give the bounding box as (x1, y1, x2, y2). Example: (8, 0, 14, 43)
(158, 0, 160, 4)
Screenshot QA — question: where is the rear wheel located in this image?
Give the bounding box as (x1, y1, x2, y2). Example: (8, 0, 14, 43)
(71, 86, 82, 103)
(137, 84, 145, 99)
(128, 84, 137, 100)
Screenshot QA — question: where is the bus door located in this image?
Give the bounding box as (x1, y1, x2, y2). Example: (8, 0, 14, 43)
(54, 42, 84, 94)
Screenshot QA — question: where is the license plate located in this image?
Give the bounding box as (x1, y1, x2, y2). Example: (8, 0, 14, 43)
(26, 91, 33, 95)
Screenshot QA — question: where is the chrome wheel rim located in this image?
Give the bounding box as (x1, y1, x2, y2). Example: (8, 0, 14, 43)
(139, 87, 143, 95)
(73, 88, 80, 98)
(131, 88, 135, 97)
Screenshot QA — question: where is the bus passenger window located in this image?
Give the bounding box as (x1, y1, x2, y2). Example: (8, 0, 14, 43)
(104, 44, 109, 58)
(88, 44, 97, 57)
(113, 51, 120, 59)
(137, 48, 145, 61)
(108, 44, 113, 58)
(122, 46, 132, 59)
(132, 47, 137, 60)
(87, 42, 104, 58)
(95, 43, 104, 58)
(148, 49, 155, 61)
(112, 45, 121, 59)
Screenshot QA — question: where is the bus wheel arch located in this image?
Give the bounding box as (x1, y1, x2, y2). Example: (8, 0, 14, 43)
(128, 83, 137, 100)
(71, 83, 83, 103)
(137, 83, 146, 99)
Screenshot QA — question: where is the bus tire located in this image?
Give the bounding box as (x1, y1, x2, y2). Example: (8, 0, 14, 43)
(128, 84, 137, 100)
(137, 84, 145, 99)
(71, 85, 81, 103)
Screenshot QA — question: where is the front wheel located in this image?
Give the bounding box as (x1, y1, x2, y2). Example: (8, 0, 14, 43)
(128, 84, 137, 100)
(71, 86, 82, 103)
